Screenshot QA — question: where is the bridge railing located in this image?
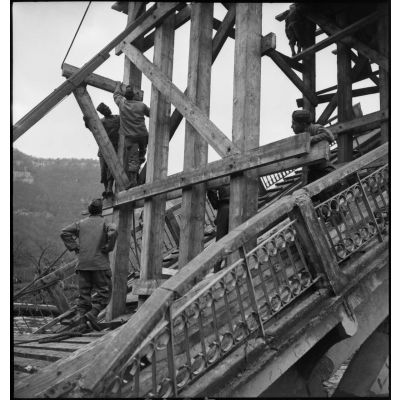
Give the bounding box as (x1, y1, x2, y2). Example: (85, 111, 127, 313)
(79, 144, 387, 397)
(316, 164, 388, 264)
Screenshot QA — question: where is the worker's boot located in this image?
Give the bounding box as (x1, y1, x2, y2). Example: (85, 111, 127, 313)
(84, 311, 102, 331)
(106, 180, 114, 198)
(128, 172, 138, 189)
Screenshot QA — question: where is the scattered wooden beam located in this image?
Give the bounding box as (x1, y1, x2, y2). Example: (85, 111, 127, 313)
(13, 2, 183, 142)
(121, 43, 239, 157)
(292, 10, 383, 61)
(114, 133, 310, 208)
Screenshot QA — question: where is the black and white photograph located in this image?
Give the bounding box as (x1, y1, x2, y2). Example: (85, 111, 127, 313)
(12, 2, 390, 397)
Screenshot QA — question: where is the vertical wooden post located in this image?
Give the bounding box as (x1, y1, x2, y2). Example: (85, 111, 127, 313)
(178, 3, 213, 269)
(229, 3, 262, 235)
(378, 6, 388, 144)
(336, 13, 353, 163)
(301, 16, 316, 185)
(140, 13, 175, 280)
(107, 2, 143, 321)
(291, 190, 348, 294)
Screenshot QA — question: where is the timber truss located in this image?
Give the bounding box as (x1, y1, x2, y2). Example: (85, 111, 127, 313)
(13, 2, 389, 397)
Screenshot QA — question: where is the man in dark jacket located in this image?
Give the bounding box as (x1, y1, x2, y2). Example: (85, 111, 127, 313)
(291, 109, 336, 184)
(84, 103, 120, 198)
(113, 82, 150, 188)
(60, 198, 117, 328)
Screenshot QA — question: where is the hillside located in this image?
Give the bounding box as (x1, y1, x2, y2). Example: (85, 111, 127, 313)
(13, 149, 104, 282)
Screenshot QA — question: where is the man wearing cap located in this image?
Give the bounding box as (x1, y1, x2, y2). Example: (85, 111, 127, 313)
(60, 198, 117, 330)
(291, 109, 336, 184)
(113, 82, 150, 188)
(84, 103, 120, 198)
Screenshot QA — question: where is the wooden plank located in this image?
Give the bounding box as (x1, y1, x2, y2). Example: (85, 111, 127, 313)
(337, 12, 354, 163)
(14, 347, 67, 362)
(178, 3, 213, 269)
(13, 3, 183, 142)
(61, 63, 143, 98)
(305, 10, 388, 71)
(230, 2, 262, 230)
(270, 49, 305, 73)
(121, 43, 239, 157)
(15, 341, 80, 352)
(139, 4, 236, 182)
(115, 2, 184, 55)
(73, 86, 130, 188)
(268, 49, 319, 107)
(114, 133, 310, 207)
(292, 11, 383, 61)
(140, 11, 175, 281)
(14, 356, 53, 372)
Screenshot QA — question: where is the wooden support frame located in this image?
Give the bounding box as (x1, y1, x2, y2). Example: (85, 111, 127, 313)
(140, 12, 175, 282)
(305, 10, 388, 71)
(139, 4, 236, 182)
(179, 3, 213, 269)
(13, 2, 183, 142)
(121, 43, 239, 157)
(114, 133, 311, 207)
(292, 10, 383, 61)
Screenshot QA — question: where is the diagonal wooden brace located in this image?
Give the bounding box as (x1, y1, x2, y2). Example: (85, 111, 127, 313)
(73, 86, 130, 189)
(121, 43, 240, 157)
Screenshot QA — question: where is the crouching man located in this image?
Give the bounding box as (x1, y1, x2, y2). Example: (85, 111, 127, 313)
(60, 198, 117, 330)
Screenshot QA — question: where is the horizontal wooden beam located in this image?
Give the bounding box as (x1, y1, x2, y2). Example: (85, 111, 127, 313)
(103, 141, 330, 211)
(329, 109, 388, 136)
(13, 2, 182, 142)
(61, 63, 143, 98)
(267, 49, 319, 106)
(260, 32, 276, 55)
(113, 133, 310, 207)
(115, 2, 185, 55)
(121, 43, 239, 157)
(292, 10, 383, 61)
(296, 86, 379, 107)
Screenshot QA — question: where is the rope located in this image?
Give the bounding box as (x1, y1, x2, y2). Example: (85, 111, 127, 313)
(61, 2, 92, 68)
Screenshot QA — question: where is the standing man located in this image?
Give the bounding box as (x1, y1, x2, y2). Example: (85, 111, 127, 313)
(84, 103, 120, 198)
(291, 109, 335, 184)
(113, 82, 150, 188)
(60, 198, 117, 330)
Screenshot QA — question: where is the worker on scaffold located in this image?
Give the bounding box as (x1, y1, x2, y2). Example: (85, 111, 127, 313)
(60, 198, 117, 331)
(84, 103, 120, 199)
(113, 82, 150, 188)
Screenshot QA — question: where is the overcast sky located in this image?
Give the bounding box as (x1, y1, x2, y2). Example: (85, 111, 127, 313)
(12, 2, 381, 175)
